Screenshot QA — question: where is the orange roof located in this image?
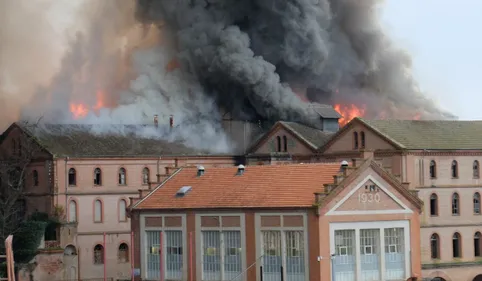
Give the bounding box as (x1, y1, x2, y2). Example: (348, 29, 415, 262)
(134, 163, 341, 209)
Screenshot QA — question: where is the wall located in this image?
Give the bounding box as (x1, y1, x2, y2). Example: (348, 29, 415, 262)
(17, 250, 70, 281)
(253, 127, 314, 155)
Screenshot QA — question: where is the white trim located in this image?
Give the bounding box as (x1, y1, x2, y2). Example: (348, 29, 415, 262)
(139, 213, 187, 280)
(326, 174, 413, 216)
(329, 220, 411, 281)
(254, 212, 309, 281)
(195, 213, 246, 281)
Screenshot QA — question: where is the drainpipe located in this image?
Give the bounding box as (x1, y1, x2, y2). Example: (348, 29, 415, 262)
(64, 157, 69, 217)
(157, 157, 162, 182)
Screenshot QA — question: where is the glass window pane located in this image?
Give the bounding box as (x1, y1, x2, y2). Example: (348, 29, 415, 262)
(333, 230, 356, 281)
(360, 229, 380, 281)
(384, 228, 405, 280)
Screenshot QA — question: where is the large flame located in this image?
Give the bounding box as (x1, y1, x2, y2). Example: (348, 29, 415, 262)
(334, 104, 366, 126)
(69, 90, 107, 119)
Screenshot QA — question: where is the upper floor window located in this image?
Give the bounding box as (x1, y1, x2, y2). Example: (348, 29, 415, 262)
(453, 232, 462, 258)
(32, 170, 39, 186)
(119, 199, 127, 222)
(94, 168, 102, 186)
(475, 192, 481, 215)
(94, 244, 104, 264)
(282, 135, 287, 152)
(94, 200, 103, 223)
(353, 132, 359, 149)
(474, 161, 480, 178)
(360, 131, 366, 148)
(118, 168, 127, 185)
(452, 193, 460, 215)
(276, 136, 281, 152)
(68, 168, 76, 186)
(430, 193, 438, 216)
(429, 160, 436, 179)
(475, 232, 481, 257)
(118, 243, 129, 263)
(68, 200, 77, 222)
(430, 233, 440, 259)
(451, 160, 458, 178)
(142, 167, 150, 185)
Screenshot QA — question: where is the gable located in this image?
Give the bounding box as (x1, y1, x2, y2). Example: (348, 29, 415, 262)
(323, 122, 397, 154)
(325, 167, 414, 216)
(252, 127, 314, 155)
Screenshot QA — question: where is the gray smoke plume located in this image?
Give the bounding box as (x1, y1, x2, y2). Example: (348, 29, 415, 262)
(135, 0, 456, 121)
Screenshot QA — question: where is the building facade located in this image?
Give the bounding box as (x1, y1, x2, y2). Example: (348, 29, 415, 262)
(129, 156, 422, 281)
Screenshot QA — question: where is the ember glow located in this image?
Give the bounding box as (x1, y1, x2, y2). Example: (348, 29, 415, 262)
(69, 90, 107, 119)
(334, 104, 367, 126)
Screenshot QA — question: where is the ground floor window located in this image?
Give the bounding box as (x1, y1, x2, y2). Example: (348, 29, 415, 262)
(261, 230, 305, 281)
(145, 230, 183, 280)
(201, 230, 242, 281)
(332, 223, 408, 281)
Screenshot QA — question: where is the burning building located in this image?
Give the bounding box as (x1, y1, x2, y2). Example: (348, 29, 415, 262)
(1, 0, 456, 154)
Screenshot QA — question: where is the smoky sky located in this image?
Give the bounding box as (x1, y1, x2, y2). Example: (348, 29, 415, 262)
(135, 0, 456, 121)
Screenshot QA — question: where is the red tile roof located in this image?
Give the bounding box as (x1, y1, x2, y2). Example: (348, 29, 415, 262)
(134, 163, 341, 209)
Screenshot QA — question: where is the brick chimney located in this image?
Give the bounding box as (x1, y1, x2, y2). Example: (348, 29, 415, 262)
(154, 115, 159, 127)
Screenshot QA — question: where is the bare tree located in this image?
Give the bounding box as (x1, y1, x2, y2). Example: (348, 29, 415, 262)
(0, 121, 43, 248)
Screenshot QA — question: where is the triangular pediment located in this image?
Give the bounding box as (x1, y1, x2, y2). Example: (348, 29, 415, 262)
(326, 174, 413, 216)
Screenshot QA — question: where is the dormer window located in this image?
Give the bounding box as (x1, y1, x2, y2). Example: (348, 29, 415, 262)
(353, 132, 359, 149)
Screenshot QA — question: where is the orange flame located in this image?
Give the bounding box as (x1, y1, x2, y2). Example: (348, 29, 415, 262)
(166, 58, 180, 72)
(69, 90, 107, 119)
(334, 104, 366, 127)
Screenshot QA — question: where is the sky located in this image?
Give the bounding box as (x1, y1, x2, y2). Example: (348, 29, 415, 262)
(382, 0, 482, 120)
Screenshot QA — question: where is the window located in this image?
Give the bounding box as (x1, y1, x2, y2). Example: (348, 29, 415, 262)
(384, 228, 405, 279)
(94, 200, 103, 223)
(118, 168, 126, 185)
(452, 193, 460, 215)
(32, 170, 39, 186)
(475, 161, 480, 178)
(68, 168, 76, 186)
(146, 231, 184, 280)
(430, 234, 440, 259)
(451, 160, 458, 178)
(453, 232, 461, 258)
(94, 244, 104, 264)
(119, 199, 127, 222)
(353, 132, 359, 149)
(475, 232, 481, 257)
(276, 136, 281, 152)
(429, 160, 436, 178)
(282, 135, 287, 152)
(360, 131, 366, 148)
(429, 193, 438, 216)
(68, 200, 77, 222)
(118, 243, 129, 263)
(202, 230, 242, 280)
(142, 167, 150, 185)
(475, 193, 481, 214)
(94, 168, 102, 186)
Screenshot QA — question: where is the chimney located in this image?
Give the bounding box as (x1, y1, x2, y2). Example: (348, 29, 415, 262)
(340, 160, 349, 172)
(154, 115, 158, 127)
(236, 164, 245, 175)
(169, 115, 174, 129)
(197, 165, 205, 176)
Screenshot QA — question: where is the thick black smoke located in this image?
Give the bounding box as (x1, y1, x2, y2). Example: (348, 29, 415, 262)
(135, 0, 456, 121)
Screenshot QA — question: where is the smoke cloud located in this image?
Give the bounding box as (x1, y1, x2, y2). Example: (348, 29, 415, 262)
(1, 0, 456, 153)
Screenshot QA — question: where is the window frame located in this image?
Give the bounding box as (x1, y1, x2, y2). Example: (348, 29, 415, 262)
(276, 136, 281, 152)
(282, 135, 288, 152)
(68, 199, 78, 223)
(94, 168, 102, 186)
(429, 160, 437, 179)
(94, 199, 103, 223)
(474, 192, 481, 215)
(451, 160, 458, 178)
(452, 193, 460, 216)
(93, 244, 104, 265)
(353, 131, 359, 149)
(429, 193, 438, 216)
(475, 160, 480, 178)
(360, 131, 366, 148)
(118, 199, 127, 222)
(118, 167, 127, 185)
(118, 243, 129, 263)
(68, 168, 77, 186)
(430, 233, 440, 259)
(142, 167, 150, 185)
(452, 232, 462, 258)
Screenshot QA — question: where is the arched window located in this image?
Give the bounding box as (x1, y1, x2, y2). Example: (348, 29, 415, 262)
(118, 243, 129, 263)
(452, 193, 460, 215)
(68, 168, 76, 186)
(429, 160, 436, 179)
(68, 200, 77, 222)
(474, 161, 480, 178)
(32, 170, 39, 186)
(353, 132, 359, 149)
(453, 232, 462, 258)
(360, 131, 366, 148)
(475, 232, 481, 257)
(451, 160, 458, 178)
(94, 168, 102, 186)
(282, 135, 288, 152)
(93, 244, 104, 264)
(142, 168, 150, 185)
(430, 233, 440, 259)
(94, 200, 103, 223)
(119, 199, 127, 222)
(475, 193, 481, 214)
(276, 136, 281, 152)
(118, 168, 126, 185)
(430, 193, 438, 216)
